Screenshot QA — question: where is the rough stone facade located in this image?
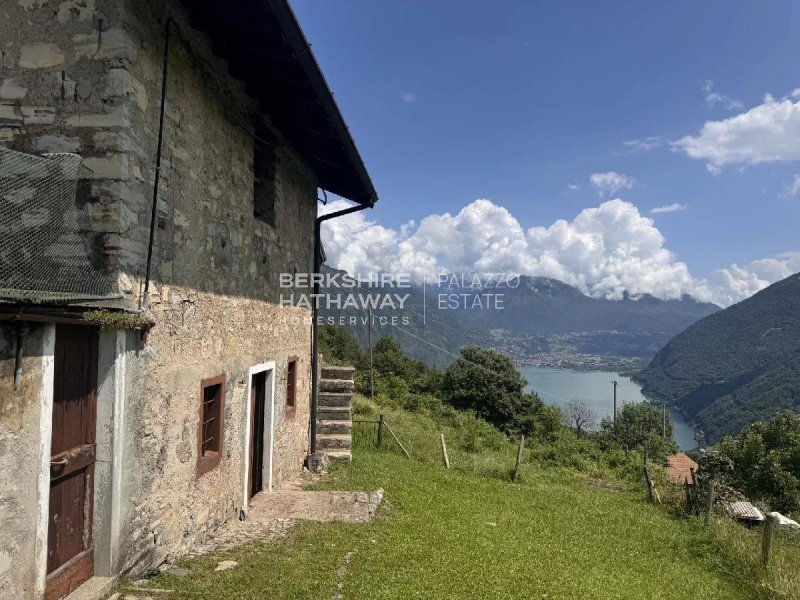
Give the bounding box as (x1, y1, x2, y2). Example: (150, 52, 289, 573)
(0, 0, 320, 595)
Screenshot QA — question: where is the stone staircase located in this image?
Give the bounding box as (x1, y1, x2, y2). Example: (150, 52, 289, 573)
(317, 365, 354, 461)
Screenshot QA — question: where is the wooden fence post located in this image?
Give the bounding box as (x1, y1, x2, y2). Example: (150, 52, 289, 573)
(377, 414, 384, 449)
(384, 421, 411, 459)
(440, 433, 450, 469)
(643, 465, 661, 504)
(704, 478, 716, 525)
(512, 435, 525, 482)
(762, 513, 778, 568)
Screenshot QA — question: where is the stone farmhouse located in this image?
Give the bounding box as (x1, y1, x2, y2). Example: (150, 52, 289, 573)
(0, 1, 376, 598)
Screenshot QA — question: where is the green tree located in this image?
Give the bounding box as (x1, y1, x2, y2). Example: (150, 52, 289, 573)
(319, 324, 366, 368)
(716, 411, 800, 515)
(442, 346, 548, 437)
(601, 402, 677, 461)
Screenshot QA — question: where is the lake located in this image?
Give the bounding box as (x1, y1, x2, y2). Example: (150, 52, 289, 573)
(520, 367, 696, 451)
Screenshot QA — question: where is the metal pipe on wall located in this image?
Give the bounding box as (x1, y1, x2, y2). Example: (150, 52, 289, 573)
(309, 201, 373, 455)
(141, 17, 174, 309)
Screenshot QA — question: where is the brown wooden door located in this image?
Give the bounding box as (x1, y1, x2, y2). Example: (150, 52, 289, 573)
(46, 325, 99, 600)
(249, 371, 267, 500)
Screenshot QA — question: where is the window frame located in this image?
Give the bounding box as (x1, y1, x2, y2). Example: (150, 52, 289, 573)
(285, 356, 298, 417)
(197, 374, 226, 477)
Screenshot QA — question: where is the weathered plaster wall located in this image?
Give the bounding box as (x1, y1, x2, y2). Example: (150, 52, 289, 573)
(0, 323, 46, 597)
(109, 0, 317, 573)
(119, 297, 311, 572)
(1, 0, 318, 582)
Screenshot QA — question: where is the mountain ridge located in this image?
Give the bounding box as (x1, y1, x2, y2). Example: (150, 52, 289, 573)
(319, 269, 719, 368)
(636, 272, 800, 443)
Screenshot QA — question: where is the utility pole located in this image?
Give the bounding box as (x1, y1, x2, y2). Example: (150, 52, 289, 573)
(612, 380, 618, 432)
(368, 308, 374, 398)
(663, 403, 667, 439)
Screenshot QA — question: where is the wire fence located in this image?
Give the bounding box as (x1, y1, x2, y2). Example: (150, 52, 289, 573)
(0, 146, 117, 301)
(352, 415, 410, 457)
(352, 418, 381, 451)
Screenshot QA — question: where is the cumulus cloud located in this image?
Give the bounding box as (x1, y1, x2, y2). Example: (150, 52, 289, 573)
(676, 92, 800, 172)
(702, 80, 743, 111)
(320, 199, 798, 307)
(650, 203, 688, 214)
(589, 171, 635, 196)
(786, 175, 800, 197)
(707, 253, 800, 307)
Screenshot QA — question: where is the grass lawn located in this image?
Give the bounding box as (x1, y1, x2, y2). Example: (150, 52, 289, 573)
(146, 450, 758, 600)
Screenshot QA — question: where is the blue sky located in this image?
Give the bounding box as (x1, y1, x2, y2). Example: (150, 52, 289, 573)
(294, 0, 800, 305)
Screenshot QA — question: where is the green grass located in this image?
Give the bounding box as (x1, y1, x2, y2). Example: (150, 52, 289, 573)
(137, 395, 799, 599)
(146, 456, 758, 599)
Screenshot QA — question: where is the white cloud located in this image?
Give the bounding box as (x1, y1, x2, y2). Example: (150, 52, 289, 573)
(650, 203, 688, 214)
(567, 183, 581, 191)
(676, 92, 800, 171)
(402, 92, 416, 104)
(320, 199, 798, 307)
(787, 175, 800, 197)
(622, 136, 665, 153)
(589, 171, 635, 196)
(702, 80, 743, 111)
(708, 253, 800, 307)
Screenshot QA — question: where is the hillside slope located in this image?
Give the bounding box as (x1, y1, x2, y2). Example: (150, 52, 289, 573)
(637, 273, 800, 442)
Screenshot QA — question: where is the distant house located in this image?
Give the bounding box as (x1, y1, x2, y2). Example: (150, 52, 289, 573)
(0, 1, 375, 598)
(666, 453, 698, 484)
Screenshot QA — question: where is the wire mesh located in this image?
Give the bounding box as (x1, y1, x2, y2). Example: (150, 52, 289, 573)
(0, 146, 117, 302)
(352, 419, 381, 451)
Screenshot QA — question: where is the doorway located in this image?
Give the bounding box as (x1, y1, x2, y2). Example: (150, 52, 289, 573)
(246, 363, 275, 505)
(249, 371, 267, 499)
(46, 325, 99, 600)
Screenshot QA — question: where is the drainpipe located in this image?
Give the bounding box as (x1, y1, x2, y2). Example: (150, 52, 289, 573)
(141, 17, 174, 309)
(13, 322, 27, 392)
(310, 201, 373, 455)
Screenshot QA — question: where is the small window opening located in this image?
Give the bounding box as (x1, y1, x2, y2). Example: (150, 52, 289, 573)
(286, 357, 297, 415)
(198, 375, 225, 476)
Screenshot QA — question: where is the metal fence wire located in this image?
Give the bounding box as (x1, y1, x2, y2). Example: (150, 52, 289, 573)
(352, 419, 381, 451)
(0, 147, 116, 302)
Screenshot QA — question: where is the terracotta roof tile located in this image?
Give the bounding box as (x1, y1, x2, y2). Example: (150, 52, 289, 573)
(667, 453, 698, 484)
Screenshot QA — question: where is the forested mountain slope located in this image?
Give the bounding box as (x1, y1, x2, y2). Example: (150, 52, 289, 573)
(637, 273, 800, 443)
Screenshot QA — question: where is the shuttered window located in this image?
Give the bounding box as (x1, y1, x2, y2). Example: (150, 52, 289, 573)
(198, 375, 225, 477)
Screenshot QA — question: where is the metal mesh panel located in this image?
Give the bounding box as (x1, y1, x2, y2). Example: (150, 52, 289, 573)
(0, 146, 117, 302)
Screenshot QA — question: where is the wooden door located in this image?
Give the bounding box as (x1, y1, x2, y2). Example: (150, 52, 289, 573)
(249, 371, 267, 500)
(46, 325, 99, 600)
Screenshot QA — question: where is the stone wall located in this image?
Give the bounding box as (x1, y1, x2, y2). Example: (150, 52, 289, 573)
(0, 0, 144, 301)
(0, 323, 47, 598)
(119, 294, 312, 572)
(0, 0, 319, 588)
(110, 0, 316, 570)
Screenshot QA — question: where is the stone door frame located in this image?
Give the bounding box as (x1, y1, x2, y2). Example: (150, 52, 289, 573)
(242, 362, 276, 512)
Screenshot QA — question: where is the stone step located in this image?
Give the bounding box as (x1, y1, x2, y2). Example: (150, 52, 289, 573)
(318, 420, 352, 435)
(318, 406, 351, 420)
(318, 392, 351, 408)
(319, 378, 354, 393)
(326, 450, 352, 462)
(317, 433, 351, 450)
(321, 365, 355, 380)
